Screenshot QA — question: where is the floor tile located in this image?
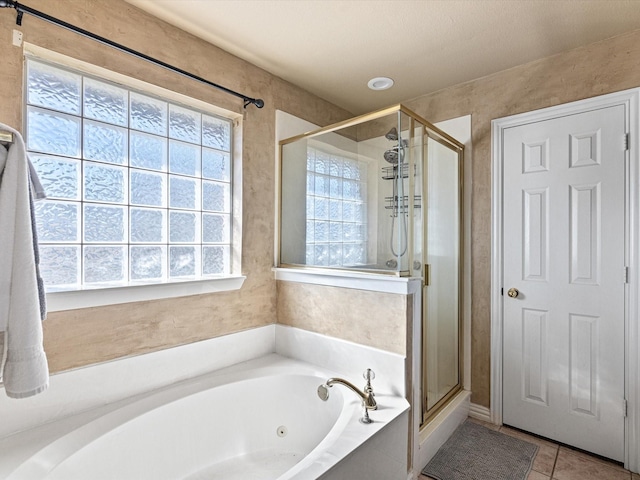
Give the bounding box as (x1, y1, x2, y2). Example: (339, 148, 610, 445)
(557, 447, 628, 473)
(528, 471, 551, 480)
(632, 473, 640, 480)
(532, 445, 559, 476)
(553, 447, 630, 480)
(500, 426, 559, 449)
(499, 426, 558, 476)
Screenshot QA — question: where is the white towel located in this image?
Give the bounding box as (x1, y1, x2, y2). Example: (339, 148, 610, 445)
(0, 124, 49, 399)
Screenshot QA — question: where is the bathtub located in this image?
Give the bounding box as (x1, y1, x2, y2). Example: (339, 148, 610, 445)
(0, 354, 409, 480)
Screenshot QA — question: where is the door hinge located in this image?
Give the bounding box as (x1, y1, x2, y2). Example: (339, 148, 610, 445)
(625, 133, 630, 151)
(623, 399, 628, 417)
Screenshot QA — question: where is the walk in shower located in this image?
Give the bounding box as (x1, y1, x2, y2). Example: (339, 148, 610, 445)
(277, 104, 464, 423)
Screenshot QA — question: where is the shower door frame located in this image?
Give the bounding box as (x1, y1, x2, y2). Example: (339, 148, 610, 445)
(420, 131, 465, 425)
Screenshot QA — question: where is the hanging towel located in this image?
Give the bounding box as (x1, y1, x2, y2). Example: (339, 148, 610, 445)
(0, 123, 49, 399)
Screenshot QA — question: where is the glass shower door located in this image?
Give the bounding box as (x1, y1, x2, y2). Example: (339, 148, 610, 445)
(422, 135, 462, 420)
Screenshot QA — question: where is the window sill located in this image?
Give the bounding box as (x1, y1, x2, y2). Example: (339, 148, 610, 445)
(46, 276, 246, 312)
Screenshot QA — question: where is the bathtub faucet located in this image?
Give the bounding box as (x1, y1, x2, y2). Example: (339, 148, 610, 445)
(317, 369, 377, 424)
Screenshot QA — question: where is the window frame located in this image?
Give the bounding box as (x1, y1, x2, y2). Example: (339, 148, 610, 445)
(23, 44, 244, 311)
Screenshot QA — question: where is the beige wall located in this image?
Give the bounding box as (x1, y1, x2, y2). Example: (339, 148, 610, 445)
(404, 29, 640, 408)
(0, 0, 351, 372)
(277, 281, 409, 356)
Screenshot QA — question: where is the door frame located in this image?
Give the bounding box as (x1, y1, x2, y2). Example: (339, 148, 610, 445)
(490, 88, 640, 471)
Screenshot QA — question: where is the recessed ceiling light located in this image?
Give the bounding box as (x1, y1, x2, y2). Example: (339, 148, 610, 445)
(367, 77, 394, 91)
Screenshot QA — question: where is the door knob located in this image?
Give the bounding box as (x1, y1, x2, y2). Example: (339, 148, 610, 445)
(507, 288, 519, 298)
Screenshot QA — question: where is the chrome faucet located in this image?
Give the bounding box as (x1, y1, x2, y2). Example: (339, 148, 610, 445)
(317, 369, 377, 424)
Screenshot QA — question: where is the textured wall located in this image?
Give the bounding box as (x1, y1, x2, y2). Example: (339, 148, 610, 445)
(0, 0, 351, 372)
(404, 29, 640, 408)
(277, 281, 409, 355)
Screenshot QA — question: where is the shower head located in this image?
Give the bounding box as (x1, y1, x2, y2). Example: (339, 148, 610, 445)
(385, 127, 398, 141)
(384, 148, 399, 164)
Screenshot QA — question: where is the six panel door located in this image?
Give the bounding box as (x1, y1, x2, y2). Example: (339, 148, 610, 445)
(502, 105, 626, 461)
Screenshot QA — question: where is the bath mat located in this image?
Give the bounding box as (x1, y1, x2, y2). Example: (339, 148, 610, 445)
(421, 420, 538, 480)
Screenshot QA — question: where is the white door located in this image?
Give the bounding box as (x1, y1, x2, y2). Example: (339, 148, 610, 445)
(502, 105, 627, 461)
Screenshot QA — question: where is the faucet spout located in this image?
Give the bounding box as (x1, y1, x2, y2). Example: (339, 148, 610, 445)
(325, 378, 377, 409)
(319, 372, 377, 411)
(317, 369, 377, 424)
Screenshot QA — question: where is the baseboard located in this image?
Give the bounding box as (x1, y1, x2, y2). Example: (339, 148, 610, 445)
(468, 402, 492, 423)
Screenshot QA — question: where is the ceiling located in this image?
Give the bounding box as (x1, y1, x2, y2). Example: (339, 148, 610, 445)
(124, 0, 640, 114)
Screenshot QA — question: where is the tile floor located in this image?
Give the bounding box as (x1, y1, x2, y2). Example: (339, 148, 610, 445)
(421, 418, 639, 480)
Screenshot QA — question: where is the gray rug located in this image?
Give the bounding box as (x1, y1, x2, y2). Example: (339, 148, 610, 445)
(422, 421, 538, 480)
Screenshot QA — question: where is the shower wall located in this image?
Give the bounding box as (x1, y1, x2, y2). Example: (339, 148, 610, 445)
(0, 0, 352, 373)
(357, 134, 412, 268)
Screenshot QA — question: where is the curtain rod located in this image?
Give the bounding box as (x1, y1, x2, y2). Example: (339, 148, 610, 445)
(0, 1, 265, 109)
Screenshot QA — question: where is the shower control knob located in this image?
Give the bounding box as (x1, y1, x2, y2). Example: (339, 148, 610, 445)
(507, 287, 519, 298)
(363, 369, 375, 381)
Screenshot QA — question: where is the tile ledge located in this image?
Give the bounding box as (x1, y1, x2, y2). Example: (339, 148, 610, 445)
(273, 267, 421, 294)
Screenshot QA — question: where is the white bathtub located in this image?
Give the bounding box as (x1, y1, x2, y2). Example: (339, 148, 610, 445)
(0, 354, 409, 480)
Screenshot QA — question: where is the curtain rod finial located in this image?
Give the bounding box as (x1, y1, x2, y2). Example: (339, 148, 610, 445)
(244, 98, 265, 109)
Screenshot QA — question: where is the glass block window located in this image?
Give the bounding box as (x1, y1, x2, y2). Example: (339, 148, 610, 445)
(26, 59, 233, 290)
(306, 147, 367, 266)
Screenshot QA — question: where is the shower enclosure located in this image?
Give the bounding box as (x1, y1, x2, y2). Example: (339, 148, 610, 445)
(277, 104, 464, 424)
